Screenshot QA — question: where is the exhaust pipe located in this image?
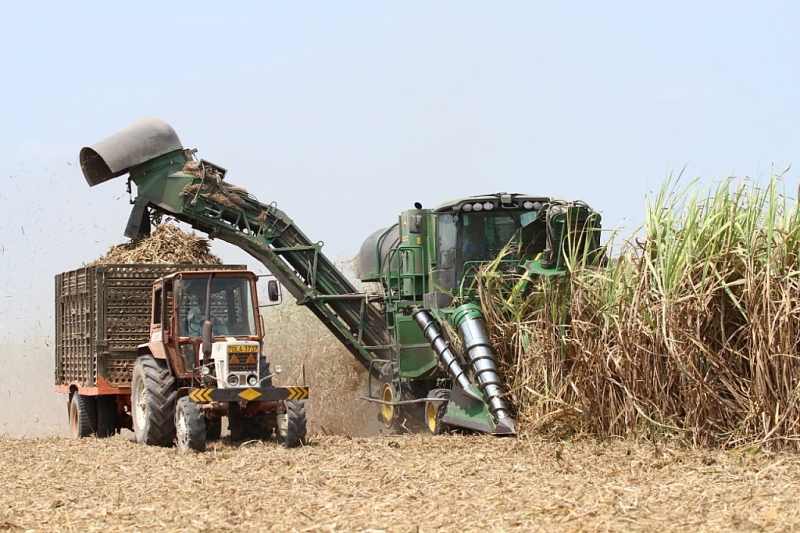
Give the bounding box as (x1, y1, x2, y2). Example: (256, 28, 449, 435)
(454, 304, 516, 434)
(412, 309, 480, 400)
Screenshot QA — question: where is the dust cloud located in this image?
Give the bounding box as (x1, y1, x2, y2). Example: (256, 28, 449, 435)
(0, 334, 67, 437)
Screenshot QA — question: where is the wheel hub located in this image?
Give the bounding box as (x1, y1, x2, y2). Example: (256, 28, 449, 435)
(133, 379, 147, 430)
(381, 383, 395, 428)
(176, 409, 188, 449)
(426, 401, 437, 433)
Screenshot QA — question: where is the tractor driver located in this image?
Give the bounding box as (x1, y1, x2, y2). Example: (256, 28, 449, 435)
(187, 292, 219, 336)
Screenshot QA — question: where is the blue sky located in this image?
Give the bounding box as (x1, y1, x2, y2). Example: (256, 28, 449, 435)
(1, 1, 798, 340)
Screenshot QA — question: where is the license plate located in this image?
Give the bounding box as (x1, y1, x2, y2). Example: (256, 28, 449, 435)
(228, 345, 258, 353)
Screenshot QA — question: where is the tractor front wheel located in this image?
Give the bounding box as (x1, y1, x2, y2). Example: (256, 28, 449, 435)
(175, 397, 207, 452)
(276, 400, 307, 448)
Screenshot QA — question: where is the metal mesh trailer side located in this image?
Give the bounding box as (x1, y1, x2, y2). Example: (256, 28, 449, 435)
(55, 264, 245, 391)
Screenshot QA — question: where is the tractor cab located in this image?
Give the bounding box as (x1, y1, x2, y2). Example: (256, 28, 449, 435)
(145, 270, 271, 383)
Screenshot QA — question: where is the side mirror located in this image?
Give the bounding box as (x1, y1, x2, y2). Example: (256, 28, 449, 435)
(258, 276, 282, 307)
(268, 280, 280, 302)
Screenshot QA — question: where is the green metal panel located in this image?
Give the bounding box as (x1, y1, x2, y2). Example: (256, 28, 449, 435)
(395, 314, 437, 378)
(441, 385, 496, 434)
(128, 150, 194, 213)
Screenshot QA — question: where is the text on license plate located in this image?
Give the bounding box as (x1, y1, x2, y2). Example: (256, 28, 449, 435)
(228, 345, 258, 353)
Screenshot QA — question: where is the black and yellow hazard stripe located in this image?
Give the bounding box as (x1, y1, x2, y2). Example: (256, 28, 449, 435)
(187, 386, 309, 403)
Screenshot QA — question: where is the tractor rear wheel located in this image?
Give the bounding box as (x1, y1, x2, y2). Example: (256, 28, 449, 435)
(95, 395, 117, 438)
(175, 397, 206, 452)
(131, 355, 177, 447)
(276, 400, 307, 448)
(425, 388, 451, 435)
(68, 393, 96, 439)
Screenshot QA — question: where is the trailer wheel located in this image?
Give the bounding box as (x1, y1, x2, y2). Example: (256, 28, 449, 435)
(69, 393, 97, 439)
(131, 355, 177, 447)
(96, 395, 118, 438)
(175, 397, 206, 452)
(206, 418, 222, 441)
(276, 400, 307, 448)
(425, 388, 451, 435)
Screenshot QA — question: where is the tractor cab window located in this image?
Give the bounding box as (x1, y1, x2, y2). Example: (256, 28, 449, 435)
(179, 277, 258, 337)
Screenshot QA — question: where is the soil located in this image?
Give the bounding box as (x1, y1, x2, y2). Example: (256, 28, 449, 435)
(1, 433, 799, 532)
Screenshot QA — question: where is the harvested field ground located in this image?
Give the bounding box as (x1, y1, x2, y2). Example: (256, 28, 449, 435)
(2, 434, 800, 532)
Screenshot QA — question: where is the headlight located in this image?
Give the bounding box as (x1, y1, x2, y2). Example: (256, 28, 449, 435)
(462, 203, 472, 212)
(274, 364, 283, 374)
(201, 365, 211, 376)
(483, 202, 493, 210)
(523, 201, 534, 209)
(227, 374, 239, 386)
(247, 374, 258, 386)
(473, 203, 483, 211)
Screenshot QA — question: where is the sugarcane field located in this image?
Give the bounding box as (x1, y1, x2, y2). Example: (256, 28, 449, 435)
(5, 175, 800, 531)
(5, 4, 800, 533)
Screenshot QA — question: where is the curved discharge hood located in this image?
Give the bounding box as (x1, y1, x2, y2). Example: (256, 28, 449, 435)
(80, 118, 183, 187)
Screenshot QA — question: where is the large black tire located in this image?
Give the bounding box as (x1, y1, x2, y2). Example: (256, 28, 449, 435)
(206, 418, 222, 441)
(425, 388, 451, 435)
(175, 397, 207, 452)
(96, 395, 117, 438)
(131, 355, 177, 447)
(276, 400, 307, 448)
(69, 393, 96, 439)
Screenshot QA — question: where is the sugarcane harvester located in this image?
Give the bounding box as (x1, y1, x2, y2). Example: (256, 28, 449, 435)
(80, 118, 602, 436)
